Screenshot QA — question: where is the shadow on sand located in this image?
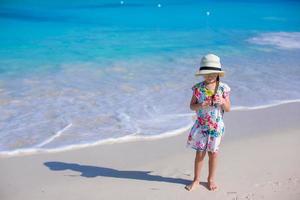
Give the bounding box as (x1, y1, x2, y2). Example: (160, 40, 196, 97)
(44, 161, 192, 186)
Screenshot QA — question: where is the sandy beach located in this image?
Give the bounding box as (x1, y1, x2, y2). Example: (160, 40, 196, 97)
(1, 102, 300, 200)
(1, 1, 300, 200)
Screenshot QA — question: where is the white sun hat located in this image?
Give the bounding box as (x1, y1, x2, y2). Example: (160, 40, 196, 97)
(195, 54, 225, 77)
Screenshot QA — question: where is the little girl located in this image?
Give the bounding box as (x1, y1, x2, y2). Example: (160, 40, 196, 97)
(185, 54, 231, 191)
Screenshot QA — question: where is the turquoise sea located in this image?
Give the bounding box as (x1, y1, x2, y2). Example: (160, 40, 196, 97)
(1, 0, 300, 155)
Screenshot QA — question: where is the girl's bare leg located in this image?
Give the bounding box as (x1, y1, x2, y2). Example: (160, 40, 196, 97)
(207, 151, 218, 191)
(185, 151, 206, 191)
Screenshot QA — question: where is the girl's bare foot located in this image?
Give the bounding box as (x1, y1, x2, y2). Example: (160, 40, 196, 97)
(185, 180, 199, 191)
(207, 180, 218, 191)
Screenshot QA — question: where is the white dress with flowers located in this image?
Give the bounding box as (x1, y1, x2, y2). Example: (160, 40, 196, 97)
(186, 81, 231, 152)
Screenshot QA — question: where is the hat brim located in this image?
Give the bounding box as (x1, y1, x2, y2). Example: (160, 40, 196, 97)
(195, 70, 225, 77)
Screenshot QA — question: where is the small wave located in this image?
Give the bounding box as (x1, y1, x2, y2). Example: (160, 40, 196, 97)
(35, 123, 72, 148)
(232, 99, 300, 111)
(262, 17, 285, 21)
(0, 123, 193, 158)
(247, 32, 300, 50)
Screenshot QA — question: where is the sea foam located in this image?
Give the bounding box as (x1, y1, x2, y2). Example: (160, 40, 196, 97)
(248, 32, 300, 50)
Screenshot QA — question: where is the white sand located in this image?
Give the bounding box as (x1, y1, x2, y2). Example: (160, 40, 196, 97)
(1, 102, 300, 200)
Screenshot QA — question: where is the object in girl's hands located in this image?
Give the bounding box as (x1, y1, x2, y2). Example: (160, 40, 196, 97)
(212, 95, 223, 106)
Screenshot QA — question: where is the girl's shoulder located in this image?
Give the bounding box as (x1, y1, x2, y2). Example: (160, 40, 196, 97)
(191, 81, 205, 90)
(219, 82, 231, 93)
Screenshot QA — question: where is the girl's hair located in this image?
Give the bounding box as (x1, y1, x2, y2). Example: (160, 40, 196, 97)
(211, 75, 220, 106)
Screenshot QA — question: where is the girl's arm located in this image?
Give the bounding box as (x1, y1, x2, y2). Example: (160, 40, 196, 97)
(221, 96, 231, 112)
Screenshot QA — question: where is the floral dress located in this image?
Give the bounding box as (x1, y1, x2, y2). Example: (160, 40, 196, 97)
(186, 81, 231, 152)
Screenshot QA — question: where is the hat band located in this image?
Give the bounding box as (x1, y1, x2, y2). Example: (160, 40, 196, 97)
(199, 66, 222, 71)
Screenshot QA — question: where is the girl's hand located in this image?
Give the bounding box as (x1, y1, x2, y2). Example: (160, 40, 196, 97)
(190, 95, 210, 111)
(199, 100, 210, 109)
(213, 95, 225, 106)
